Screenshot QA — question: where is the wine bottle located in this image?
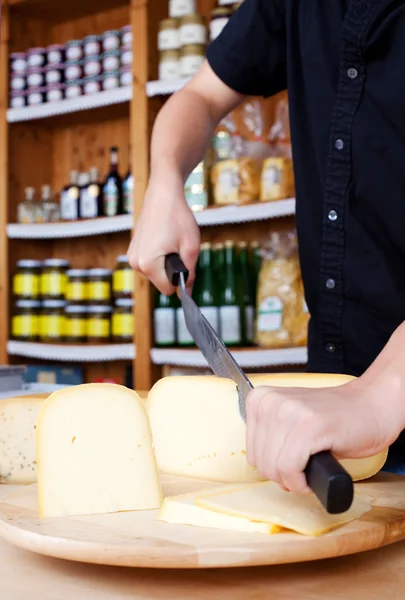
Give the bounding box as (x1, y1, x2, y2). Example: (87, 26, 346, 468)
(103, 146, 123, 217)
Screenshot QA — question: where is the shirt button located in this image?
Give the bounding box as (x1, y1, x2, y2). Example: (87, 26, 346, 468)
(335, 138, 344, 151)
(326, 278, 336, 290)
(347, 68, 358, 80)
(328, 209, 338, 222)
(326, 343, 336, 354)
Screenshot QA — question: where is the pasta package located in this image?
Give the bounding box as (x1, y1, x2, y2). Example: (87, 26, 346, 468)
(211, 158, 261, 205)
(260, 157, 295, 202)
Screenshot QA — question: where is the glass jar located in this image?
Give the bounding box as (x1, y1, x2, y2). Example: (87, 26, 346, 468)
(65, 40, 83, 62)
(64, 61, 83, 82)
(180, 44, 205, 77)
(121, 25, 132, 47)
(65, 80, 83, 99)
(169, 0, 196, 18)
(159, 49, 181, 81)
(87, 269, 112, 304)
(47, 44, 65, 65)
(112, 299, 134, 342)
(10, 74, 26, 91)
(83, 56, 102, 77)
(45, 64, 64, 85)
(120, 45, 132, 66)
(10, 52, 27, 74)
(102, 50, 120, 72)
(87, 305, 112, 342)
(120, 65, 132, 87)
(65, 305, 88, 343)
(102, 71, 120, 91)
(12, 300, 41, 341)
(13, 259, 41, 299)
(83, 35, 101, 57)
(112, 255, 134, 300)
(27, 68, 45, 88)
(180, 15, 206, 46)
(46, 84, 64, 103)
(10, 91, 26, 109)
(83, 75, 102, 95)
(40, 259, 70, 300)
(40, 300, 66, 342)
(27, 48, 46, 69)
(210, 7, 231, 41)
(27, 87, 45, 106)
(158, 19, 180, 51)
(66, 269, 88, 304)
(102, 30, 121, 52)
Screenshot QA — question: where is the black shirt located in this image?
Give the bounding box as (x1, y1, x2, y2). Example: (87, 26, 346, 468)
(207, 0, 405, 378)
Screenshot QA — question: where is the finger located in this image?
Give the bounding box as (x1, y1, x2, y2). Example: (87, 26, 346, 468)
(276, 431, 311, 494)
(245, 387, 269, 467)
(139, 254, 176, 296)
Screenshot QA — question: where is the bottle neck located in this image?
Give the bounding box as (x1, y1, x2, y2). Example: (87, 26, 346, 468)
(110, 150, 118, 171)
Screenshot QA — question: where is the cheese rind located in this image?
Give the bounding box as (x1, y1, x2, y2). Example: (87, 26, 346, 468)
(147, 374, 388, 483)
(37, 384, 163, 518)
(0, 394, 49, 484)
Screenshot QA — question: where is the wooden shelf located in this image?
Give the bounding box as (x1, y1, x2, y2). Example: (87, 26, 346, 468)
(7, 341, 135, 362)
(195, 198, 295, 226)
(146, 78, 190, 98)
(7, 87, 132, 124)
(7, 214, 133, 240)
(150, 347, 308, 368)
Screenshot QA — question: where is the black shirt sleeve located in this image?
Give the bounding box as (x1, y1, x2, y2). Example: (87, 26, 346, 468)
(206, 0, 286, 98)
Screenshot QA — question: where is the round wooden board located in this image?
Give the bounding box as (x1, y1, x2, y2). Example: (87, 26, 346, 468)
(0, 473, 404, 569)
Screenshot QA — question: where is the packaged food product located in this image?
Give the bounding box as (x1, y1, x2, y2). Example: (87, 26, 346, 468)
(65, 305, 88, 343)
(121, 25, 132, 47)
(40, 259, 70, 300)
(260, 157, 295, 202)
(27, 48, 46, 69)
(211, 157, 261, 205)
(159, 49, 181, 81)
(179, 15, 206, 46)
(120, 65, 132, 87)
(102, 30, 121, 52)
(64, 61, 83, 82)
(112, 256, 134, 300)
(83, 35, 101, 57)
(12, 300, 41, 341)
(10, 52, 27, 74)
(13, 260, 42, 299)
(10, 75, 26, 91)
(180, 44, 205, 77)
(45, 64, 64, 85)
(27, 88, 45, 106)
(169, 0, 196, 18)
(87, 305, 112, 342)
(112, 299, 134, 342)
(87, 268, 112, 304)
(210, 7, 231, 41)
(65, 40, 83, 62)
(102, 72, 120, 91)
(102, 51, 120, 73)
(47, 44, 65, 65)
(40, 300, 67, 342)
(83, 76, 102, 95)
(83, 56, 102, 77)
(65, 80, 83, 99)
(269, 91, 292, 158)
(158, 19, 180, 51)
(46, 84, 64, 103)
(27, 68, 45, 88)
(293, 277, 310, 347)
(120, 45, 132, 66)
(10, 91, 26, 109)
(66, 269, 88, 304)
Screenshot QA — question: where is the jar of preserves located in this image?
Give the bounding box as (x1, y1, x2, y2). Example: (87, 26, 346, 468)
(112, 298, 134, 342)
(158, 19, 180, 51)
(27, 48, 46, 69)
(87, 305, 112, 342)
(120, 45, 132, 66)
(27, 68, 45, 88)
(66, 269, 88, 304)
(87, 268, 112, 304)
(65, 80, 83, 99)
(47, 44, 65, 65)
(102, 30, 121, 52)
(102, 71, 120, 91)
(11, 300, 41, 341)
(65, 305, 88, 343)
(180, 44, 205, 77)
(120, 65, 132, 87)
(10, 74, 26, 91)
(121, 25, 132, 47)
(40, 259, 70, 300)
(40, 300, 66, 342)
(10, 91, 26, 109)
(10, 52, 27, 74)
(159, 49, 181, 81)
(13, 259, 41, 299)
(65, 40, 83, 62)
(209, 7, 231, 41)
(45, 64, 64, 85)
(112, 255, 134, 300)
(102, 50, 120, 72)
(83, 35, 101, 57)
(27, 87, 45, 106)
(83, 76, 102, 95)
(83, 56, 102, 78)
(169, 0, 196, 18)
(64, 61, 83, 82)
(46, 84, 65, 103)
(180, 15, 206, 46)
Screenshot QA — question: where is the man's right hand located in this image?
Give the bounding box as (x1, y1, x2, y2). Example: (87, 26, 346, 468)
(127, 170, 200, 296)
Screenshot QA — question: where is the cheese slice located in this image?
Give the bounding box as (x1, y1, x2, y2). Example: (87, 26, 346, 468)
(37, 383, 163, 518)
(159, 485, 281, 534)
(0, 393, 49, 484)
(147, 374, 388, 483)
(196, 482, 372, 536)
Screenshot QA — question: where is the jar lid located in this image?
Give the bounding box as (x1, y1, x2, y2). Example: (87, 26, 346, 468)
(115, 298, 134, 307)
(27, 47, 46, 54)
(103, 30, 121, 37)
(66, 269, 88, 277)
(159, 18, 179, 30)
(180, 44, 206, 57)
(102, 49, 120, 58)
(16, 259, 42, 268)
(87, 305, 112, 313)
(160, 49, 180, 60)
(88, 268, 112, 276)
(10, 52, 27, 58)
(43, 258, 70, 267)
(180, 14, 205, 24)
(83, 34, 100, 42)
(42, 300, 67, 308)
(117, 255, 130, 263)
(65, 305, 88, 313)
(66, 39, 83, 46)
(16, 300, 41, 308)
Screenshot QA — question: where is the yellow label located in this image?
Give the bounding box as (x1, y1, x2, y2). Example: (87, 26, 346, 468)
(65, 317, 87, 338)
(112, 313, 134, 337)
(13, 273, 39, 297)
(88, 281, 110, 301)
(87, 317, 110, 338)
(113, 269, 134, 294)
(41, 315, 65, 339)
(66, 281, 87, 302)
(12, 314, 38, 337)
(41, 273, 67, 296)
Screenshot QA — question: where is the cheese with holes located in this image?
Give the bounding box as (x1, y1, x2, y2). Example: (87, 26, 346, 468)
(147, 374, 388, 483)
(159, 485, 281, 534)
(37, 384, 163, 518)
(196, 482, 371, 536)
(0, 393, 49, 484)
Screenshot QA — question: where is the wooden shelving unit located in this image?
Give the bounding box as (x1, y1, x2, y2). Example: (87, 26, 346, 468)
(0, 0, 302, 391)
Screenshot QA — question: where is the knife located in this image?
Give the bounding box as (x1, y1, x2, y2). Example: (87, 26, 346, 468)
(165, 252, 354, 515)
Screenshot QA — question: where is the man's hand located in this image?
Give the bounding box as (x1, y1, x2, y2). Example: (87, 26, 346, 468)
(245, 378, 401, 494)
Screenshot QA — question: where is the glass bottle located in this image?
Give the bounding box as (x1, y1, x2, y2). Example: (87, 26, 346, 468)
(154, 290, 176, 347)
(60, 170, 80, 221)
(218, 240, 243, 346)
(17, 186, 36, 224)
(122, 149, 134, 215)
(103, 146, 123, 217)
(174, 293, 194, 347)
(238, 241, 255, 345)
(212, 242, 225, 290)
(41, 185, 60, 223)
(80, 168, 102, 219)
(196, 242, 219, 332)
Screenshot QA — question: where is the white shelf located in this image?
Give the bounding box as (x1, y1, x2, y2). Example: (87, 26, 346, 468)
(7, 214, 133, 240)
(146, 78, 190, 97)
(7, 86, 132, 123)
(150, 347, 308, 368)
(195, 198, 295, 226)
(7, 341, 135, 362)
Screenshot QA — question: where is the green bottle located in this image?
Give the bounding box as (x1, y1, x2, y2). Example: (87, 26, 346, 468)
(213, 242, 225, 289)
(219, 240, 243, 346)
(196, 242, 219, 332)
(154, 289, 176, 347)
(250, 241, 262, 305)
(238, 241, 255, 345)
(174, 291, 195, 347)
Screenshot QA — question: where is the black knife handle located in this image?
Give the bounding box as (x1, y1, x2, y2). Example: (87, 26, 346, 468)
(305, 451, 353, 514)
(165, 253, 189, 287)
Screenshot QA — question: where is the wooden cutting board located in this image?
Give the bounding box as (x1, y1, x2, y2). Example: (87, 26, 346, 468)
(0, 473, 404, 569)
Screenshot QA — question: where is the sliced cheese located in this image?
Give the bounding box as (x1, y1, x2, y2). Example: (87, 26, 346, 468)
(196, 482, 371, 536)
(0, 393, 49, 484)
(37, 383, 163, 518)
(159, 485, 281, 534)
(147, 374, 388, 483)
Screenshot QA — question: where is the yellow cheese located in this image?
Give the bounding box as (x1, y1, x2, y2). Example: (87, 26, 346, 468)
(37, 383, 163, 518)
(196, 482, 371, 536)
(147, 374, 388, 483)
(0, 393, 49, 484)
(159, 485, 281, 534)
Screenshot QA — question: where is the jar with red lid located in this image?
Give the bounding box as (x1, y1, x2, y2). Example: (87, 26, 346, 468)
(64, 61, 83, 82)
(47, 44, 65, 65)
(102, 50, 120, 73)
(45, 64, 64, 85)
(65, 40, 83, 62)
(83, 75, 102, 95)
(27, 68, 45, 88)
(102, 71, 120, 91)
(10, 74, 26, 92)
(120, 65, 132, 87)
(102, 30, 121, 52)
(83, 56, 102, 78)
(83, 35, 101, 57)
(121, 45, 132, 66)
(10, 91, 26, 109)
(65, 80, 83, 99)
(27, 87, 45, 106)
(10, 52, 27, 74)
(27, 48, 46, 69)
(46, 84, 65, 103)
(121, 25, 132, 47)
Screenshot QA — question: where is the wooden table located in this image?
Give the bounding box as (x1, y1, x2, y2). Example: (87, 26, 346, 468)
(0, 486, 404, 599)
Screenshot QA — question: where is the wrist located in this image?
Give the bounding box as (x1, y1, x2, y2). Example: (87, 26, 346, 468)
(363, 372, 405, 446)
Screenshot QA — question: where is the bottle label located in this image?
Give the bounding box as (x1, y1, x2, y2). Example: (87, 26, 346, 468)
(158, 29, 180, 50)
(41, 273, 66, 296)
(103, 181, 119, 217)
(87, 317, 110, 338)
(169, 0, 196, 18)
(13, 273, 39, 297)
(257, 297, 283, 332)
(60, 188, 79, 221)
(200, 306, 219, 333)
(80, 187, 98, 219)
(112, 313, 133, 338)
(245, 305, 255, 342)
(154, 308, 176, 345)
(176, 307, 194, 345)
(42, 315, 65, 339)
(88, 281, 111, 302)
(219, 305, 241, 344)
(66, 281, 87, 302)
(184, 162, 208, 211)
(66, 317, 86, 339)
(113, 269, 134, 294)
(122, 180, 133, 214)
(12, 314, 38, 337)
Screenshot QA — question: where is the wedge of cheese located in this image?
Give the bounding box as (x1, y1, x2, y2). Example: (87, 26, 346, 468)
(37, 383, 163, 518)
(147, 374, 388, 483)
(159, 485, 281, 534)
(196, 482, 371, 536)
(0, 393, 49, 484)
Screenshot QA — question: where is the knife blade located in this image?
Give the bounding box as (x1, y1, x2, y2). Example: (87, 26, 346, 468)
(164, 253, 354, 515)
